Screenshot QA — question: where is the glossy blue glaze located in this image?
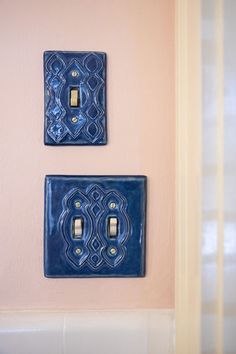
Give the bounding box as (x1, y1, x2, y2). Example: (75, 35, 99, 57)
(44, 51, 107, 145)
(44, 175, 146, 277)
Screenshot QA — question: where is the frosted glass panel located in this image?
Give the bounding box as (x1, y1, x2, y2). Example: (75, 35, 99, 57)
(202, 1, 218, 353)
(224, 1, 236, 352)
(202, 0, 236, 352)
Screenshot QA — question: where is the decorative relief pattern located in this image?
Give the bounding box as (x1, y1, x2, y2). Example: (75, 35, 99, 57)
(44, 51, 106, 145)
(59, 184, 131, 271)
(44, 175, 146, 278)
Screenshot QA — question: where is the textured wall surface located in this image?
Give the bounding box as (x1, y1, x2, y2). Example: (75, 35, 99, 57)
(0, 0, 175, 310)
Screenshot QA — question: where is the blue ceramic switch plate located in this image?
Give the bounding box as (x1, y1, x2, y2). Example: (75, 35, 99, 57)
(44, 51, 107, 145)
(44, 175, 146, 277)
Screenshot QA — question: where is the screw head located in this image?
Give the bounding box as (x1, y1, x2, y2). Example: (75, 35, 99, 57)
(71, 116, 78, 123)
(109, 247, 117, 256)
(75, 248, 82, 255)
(71, 70, 79, 77)
(75, 201, 81, 208)
(109, 202, 116, 209)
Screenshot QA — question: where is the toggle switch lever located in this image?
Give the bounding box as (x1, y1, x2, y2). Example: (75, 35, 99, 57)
(108, 217, 118, 238)
(73, 218, 83, 238)
(70, 88, 79, 107)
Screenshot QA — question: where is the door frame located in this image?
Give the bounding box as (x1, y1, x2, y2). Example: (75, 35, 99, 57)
(175, 0, 202, 352)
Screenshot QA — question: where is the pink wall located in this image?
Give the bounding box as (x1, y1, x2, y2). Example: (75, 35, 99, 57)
(0, 0, 175, 310)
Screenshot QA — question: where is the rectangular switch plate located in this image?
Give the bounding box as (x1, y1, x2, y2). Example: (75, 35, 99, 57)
(44, 51, 107, 145)
(44, 175, 146, 278)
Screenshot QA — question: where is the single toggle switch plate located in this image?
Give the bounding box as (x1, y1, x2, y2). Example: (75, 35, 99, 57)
(44, 51, 107, 145)
(44, 175, 147, 278)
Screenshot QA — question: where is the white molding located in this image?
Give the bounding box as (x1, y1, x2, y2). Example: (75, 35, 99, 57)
(175, 0, 202, 353)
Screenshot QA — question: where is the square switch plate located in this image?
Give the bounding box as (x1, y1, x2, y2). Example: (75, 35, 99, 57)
(44, 51, 107, 145)
(44, 175, 146, 278)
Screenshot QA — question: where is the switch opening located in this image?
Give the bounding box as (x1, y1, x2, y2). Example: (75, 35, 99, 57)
(108, 217, 118, 238)
(70, 87, 79, 107)
(73, 217, 83, 239)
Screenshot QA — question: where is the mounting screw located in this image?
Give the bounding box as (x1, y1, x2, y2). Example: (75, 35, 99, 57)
(75, 248, 82, 255)
(71, 116, 78, 123)
(109, 202, 116, 209)
(75, 201, 81, 208)
(71, 70, 79, 77)
(109, 247, 117, 256)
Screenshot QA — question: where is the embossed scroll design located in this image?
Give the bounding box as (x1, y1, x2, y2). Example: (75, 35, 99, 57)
(59, 184, 131, 271)
(45, 52, 105, 143)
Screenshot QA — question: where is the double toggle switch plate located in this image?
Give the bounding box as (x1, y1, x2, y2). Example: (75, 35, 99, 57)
(44, 175, 146, 277)
(44, 51, 107, 145)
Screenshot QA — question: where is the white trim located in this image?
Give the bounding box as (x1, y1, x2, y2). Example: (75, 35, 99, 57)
(175, 0, 202, 353)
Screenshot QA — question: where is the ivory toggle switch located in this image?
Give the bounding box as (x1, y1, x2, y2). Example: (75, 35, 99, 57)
(73, 218, 83, 238)
(70, 88, 79, 107)
(109, 217, 118, 237)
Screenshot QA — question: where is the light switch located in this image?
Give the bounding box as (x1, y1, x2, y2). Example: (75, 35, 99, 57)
(44, 175, 147, 278)
(70, 88, 79, 107)
(44, 51, 107, 145)
(73, 218, 83, 238)
(108, 217, 118, 238)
